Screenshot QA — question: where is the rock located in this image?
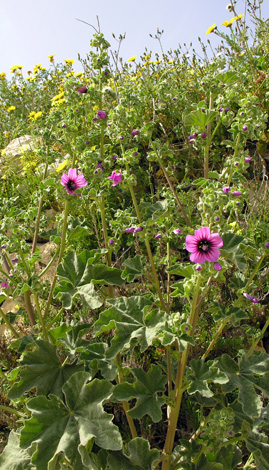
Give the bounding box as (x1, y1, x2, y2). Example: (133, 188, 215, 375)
(0, 135, 43, 176)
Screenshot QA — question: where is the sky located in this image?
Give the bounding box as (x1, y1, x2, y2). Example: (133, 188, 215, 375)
(1, 0, 269, 77)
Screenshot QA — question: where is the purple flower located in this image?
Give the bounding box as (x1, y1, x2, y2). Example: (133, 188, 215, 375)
(225, 107, 230, 112)
(256, 125, 260, 129)
(1, 245, 6, 249)
(196, 265, 202, 272)
(219, 107, 223, 112)
(234, 162, 239, 167)
(243, 292, 259, 303)
(232, 191, 242, 197)
(85, 140, 90, 145)
(134, 227, 143, 233)
(173, 97, 177, 101)
(245, 157, 251, 163)
(188, 133, 197, 140)
(77, 86, 87, 93)
(1, 281, 9, 289)
(112, 155, 118, 160)
(240, 112, 245, 116)
(132, 130, 139, 136)
(62, 123, 67, 128)
(186, 227, 223, 264)
(213, 262, 222, 271)
(201, 132, 207, 139)
(155, 233, 162, 239)
(124, 227, 135, 233)
(223, 186, 231, 194)
(97, 110, 107, 120)
(61, 168, 88, 195)
(107, 171, 122, 186)
(12, 258, 18, 263)
(242, 125, 248, 131)
(201, 108, 206, 113)
(215, 216, 220, 222)
(108, 239, 114, 245)
(119, 136, 124, 141)
(265, 242, 269, 248)
(97, 162, 104, 172)
(133, 152, 138, 156)
(93, 117, 98, 122)
(173, 228, 182, 235)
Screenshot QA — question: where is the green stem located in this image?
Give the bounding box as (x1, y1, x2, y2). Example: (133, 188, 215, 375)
(24, 290, 36, 327)
(99, 196, 113, 298)
(0, 404, 26, 418)
(245, 253, 265, 290)
(152, 145, 192, 228)
(46, 308, 64, 331)
(116, 354, 138, 439)
(31, 291, 47, 340)
(162, 274, 202, 470)
(0, 307, 20, 338)
(247, 316, 269, 358)
(202, 317, 229, 361)
(204, 92, 214, 179)
(44, 199, 69, 320)
(227, 133, 241, 186)
(38, 246, 60, 279)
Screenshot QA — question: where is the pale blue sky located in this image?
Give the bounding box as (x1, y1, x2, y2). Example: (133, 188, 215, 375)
(1, 0, 268, 76)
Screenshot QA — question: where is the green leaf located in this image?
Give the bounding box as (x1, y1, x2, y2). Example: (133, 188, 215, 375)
(216, 71, 238, 84)
(127, 438, 160, 469)
(184, 109, 218, 129)
(55, 250, 123, 309)
(167, 264, 194, 278)
(0, 431, 35, 470)
(57, 324, 92, 356)
(8, 340, 83, 399)
(243, 425, 269, 470)
(187, 359, 228, 397)
(218, 352, 269, 418)
(139, 200, 170, 221)
(79, 342, 117, 380)
(222, 233, 244, 252)
(214, 445, 242, 470)
(79, 446, 107, 470)
(94, 296, 165, 358)
(208, 171, 220, 180)
(113, 364, 167, 422)
(122, 255, 144, 282)
(208, 303, 248, 326)
(20, 372, 122, 470)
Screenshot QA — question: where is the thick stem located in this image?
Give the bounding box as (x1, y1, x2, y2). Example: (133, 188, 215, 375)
(31, 161, 49, 256)
(44, 200, 69, 319)
(162, 274, 202, 470)
(99, 196, 113, 298)
(24, 290, 36, 327)
(117, 354, 138, 439)
(247, 316, 269, 358)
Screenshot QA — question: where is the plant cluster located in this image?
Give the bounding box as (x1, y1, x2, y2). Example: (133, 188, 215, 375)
(0, 1, 268, 469)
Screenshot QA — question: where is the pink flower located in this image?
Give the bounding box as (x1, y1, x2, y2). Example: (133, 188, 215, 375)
(186, 227, 223, 264)
(97, 110, 107, 120)
(61, 168, 88, 195)
(173, 228, 182, 235)
(243, 292, 259, 303)
(213, 262, 222, 271)
(107, 171, 122, 186)
(232, 191, 242, 197)
(223, 186, 231, 194)
(77, 86, 87, 93)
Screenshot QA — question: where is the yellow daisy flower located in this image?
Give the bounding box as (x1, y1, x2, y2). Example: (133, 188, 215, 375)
(128, 56, 137, 62)
(7, 106, 16, 113)
(48, 54, 55, 63)
(206, 24, 217, 34)
(65, 59, 74, 65)
(33, 111, 43, 120)
(56, 159, 69, 173)
(28, 111, 36, 119)
(0, 72, 6, 80)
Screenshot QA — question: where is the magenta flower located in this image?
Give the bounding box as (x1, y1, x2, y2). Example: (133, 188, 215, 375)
(77, 86, 87, 93)
(132, 130, 139, 136)
(201, 132, 207, 139)
(243, 292, 259, 303)
(125, 227, 135, 233)
(97, 110, 107, 120)
(155, 233, 162, 239)
(61, 168, 88, 195)
(186, 227, 223, 264)
(265, 242, 269, 248)
(245, 157, 251, 163)
(107, 171, 122, 186)
(232, 191, 242, 197)
(1, 281, 9, 289)
(173, 228, 182, 235)
(134, 227, 143, 233)
(196, 265, 202, 272)
(242, 125, 248, 131)
(223, 186, 231, 194)
(213, 262, 222, 271)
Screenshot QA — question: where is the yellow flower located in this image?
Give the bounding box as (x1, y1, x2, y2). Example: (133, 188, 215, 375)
(51, 92, 64, 102)
(128, 56, 137, 62)
(93, 104, 99, 111)
(7, 106, 16, 113)
(154, 60, 161, 64)
(235, 14, 244, 20)
(56, 159, 69, 173)
(28, 111, 36, 119)
(65, 59, 74, 65)
(74, 72, 83, 78)
(168, 60, 174, 64)
(4, 132, 9, 138)
(206, 24, 217, 34)
(240, 51, 246, 56)
(222, 18, 235, 27)
(33, 111, 43, 120)
(48, 54, 55, 63)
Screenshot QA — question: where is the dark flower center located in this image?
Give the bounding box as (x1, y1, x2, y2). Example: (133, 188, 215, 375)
(67, 180, 77, 191)
(198, 239, 211, 253)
